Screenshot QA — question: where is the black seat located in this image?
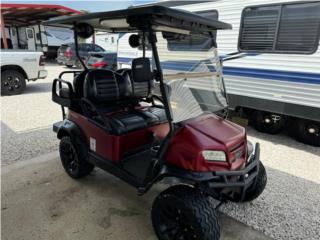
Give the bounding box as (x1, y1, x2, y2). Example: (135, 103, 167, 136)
(126, 58, 167, 125)
(83, 69, 147, 135)
(82, 58, 167, 135)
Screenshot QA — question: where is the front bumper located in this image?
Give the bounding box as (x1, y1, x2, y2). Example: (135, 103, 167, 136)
(162, 143, 260, 196)
(208, 143, 260, 189)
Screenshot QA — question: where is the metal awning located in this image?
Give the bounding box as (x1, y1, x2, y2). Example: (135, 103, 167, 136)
(0, 3, 81, 27)
(44, 5, 232, 33)
(0, 3, 81, 49)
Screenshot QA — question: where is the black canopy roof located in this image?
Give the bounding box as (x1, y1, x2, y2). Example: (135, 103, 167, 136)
(44, 5, 232, 34)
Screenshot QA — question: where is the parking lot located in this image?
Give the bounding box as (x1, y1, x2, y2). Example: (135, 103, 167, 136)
(1, 64, 320, 240)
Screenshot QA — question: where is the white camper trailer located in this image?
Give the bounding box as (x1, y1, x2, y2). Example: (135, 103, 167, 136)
(0, 4, 80, 55)
(117, 0, 320, 146)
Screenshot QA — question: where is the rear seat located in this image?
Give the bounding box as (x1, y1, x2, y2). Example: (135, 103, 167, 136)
(82, 58, 166, 135)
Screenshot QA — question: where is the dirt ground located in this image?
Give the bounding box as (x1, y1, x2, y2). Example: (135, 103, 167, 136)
(1, 152, 272, 240)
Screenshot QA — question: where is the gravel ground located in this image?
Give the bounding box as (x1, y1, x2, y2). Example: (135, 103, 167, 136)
(1, 64, 320, 239)
(221, 129, 320, 240)
(1, 64, 71, 166)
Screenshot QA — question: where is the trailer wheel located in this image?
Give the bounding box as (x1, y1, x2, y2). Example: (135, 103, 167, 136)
(1, 70, 26, 95)
(152, 185, 220, 240)
(230, 162, 267, 202)
(294, 119, 320, 147)
(252, 110, 286, 134)
(59, 136, 94, 178)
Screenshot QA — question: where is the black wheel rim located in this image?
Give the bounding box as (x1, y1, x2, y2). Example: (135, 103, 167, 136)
(61, 143, 79, 174)
(158, 202, 197, 240)
(3, 75, 22, 92)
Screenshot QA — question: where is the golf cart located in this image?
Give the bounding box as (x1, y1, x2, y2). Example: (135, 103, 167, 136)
(45, 5, 266, 240)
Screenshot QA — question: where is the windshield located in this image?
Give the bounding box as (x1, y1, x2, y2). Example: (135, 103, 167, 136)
(157, 32, 227, 123)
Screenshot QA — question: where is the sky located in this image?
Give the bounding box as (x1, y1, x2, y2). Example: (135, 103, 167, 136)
(2, 0, 158, 12)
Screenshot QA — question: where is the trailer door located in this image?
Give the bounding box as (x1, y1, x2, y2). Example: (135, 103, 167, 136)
(26, 28, 36, 51)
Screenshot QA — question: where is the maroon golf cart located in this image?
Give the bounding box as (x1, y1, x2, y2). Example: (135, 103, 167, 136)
(45, 6, 266, 240)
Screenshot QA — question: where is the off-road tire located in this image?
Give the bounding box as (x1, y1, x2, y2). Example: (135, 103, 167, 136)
(152, 185, 220, 240)
(294, 119, 320, 147)
(1, 70, 26, 95)
(252, 110, 286, 134)
(231, 162, 267, 202)
(59, 136, 94, 178)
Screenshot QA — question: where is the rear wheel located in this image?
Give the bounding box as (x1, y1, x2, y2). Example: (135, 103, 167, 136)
(152, 185, 220, 240)
(59, 136, 94, 178)
(252, 110, 286, 134)
(294, 119, 320, 146)
(1, 70, 26, 95)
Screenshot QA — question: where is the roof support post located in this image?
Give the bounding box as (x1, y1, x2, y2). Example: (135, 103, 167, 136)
(73, 23, 87, 70)
(0, 10, 8, 49)
(148, 29, 174, 164)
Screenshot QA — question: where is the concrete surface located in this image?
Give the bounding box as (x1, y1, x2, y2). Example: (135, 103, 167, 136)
(1, 63, 320, 239)
(1, 153, 272, 240)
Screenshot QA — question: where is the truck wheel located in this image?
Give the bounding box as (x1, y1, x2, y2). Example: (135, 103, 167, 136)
(231, 162, 267, 202)
(59, 136, 94, 178)
(1, 70, 26, 95)
(252, 110, 286, 134)
(152, 185, 220, 240)
(294, 119, 320, 147)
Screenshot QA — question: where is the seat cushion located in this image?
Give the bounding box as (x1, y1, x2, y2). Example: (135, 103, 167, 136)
(149, 107, 167, 123)
(109, 113, 147, 135)
(135, 107, 167, 125)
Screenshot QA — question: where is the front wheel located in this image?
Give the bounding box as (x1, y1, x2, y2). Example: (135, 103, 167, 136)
(1, 70, 26, 95)
(152, 185, 220, 240)
(230, 162, 267, 202)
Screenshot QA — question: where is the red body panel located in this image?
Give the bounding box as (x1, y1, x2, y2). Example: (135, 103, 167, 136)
(166, 114, 247, 172)
(69, 110, 246, 172)
(68, 110, 169, 162)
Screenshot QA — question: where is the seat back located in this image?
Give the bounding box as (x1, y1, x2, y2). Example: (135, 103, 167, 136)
(83, 58, 154, 106)
(84, 69, 119, 104)
(73, 70, 88, 98)
(131, 58, 153, 98)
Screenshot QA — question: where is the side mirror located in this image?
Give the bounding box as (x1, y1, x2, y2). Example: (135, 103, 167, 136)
(238, 1, 320, 54)
(74, 23, 94, 39)
(129, 34, 140, 48)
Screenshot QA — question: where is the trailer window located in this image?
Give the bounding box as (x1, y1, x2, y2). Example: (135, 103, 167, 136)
(164, 10, 218, 51)
(239, 1, 320, 54)
(27, 29, 34, 39)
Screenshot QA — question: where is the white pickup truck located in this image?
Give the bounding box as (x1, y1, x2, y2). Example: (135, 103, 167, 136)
(1, 50, 48, 95)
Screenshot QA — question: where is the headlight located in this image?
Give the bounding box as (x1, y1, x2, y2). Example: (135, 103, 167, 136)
(202, 151, 227, 162)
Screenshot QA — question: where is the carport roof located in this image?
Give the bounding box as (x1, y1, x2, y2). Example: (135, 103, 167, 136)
(0, 3, 82, 27)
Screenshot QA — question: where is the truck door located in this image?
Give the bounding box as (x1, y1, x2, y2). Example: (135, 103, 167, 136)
(26, 28, 36, 51)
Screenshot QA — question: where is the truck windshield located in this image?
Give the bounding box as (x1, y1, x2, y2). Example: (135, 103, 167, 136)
(157, 32, 227, 123)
